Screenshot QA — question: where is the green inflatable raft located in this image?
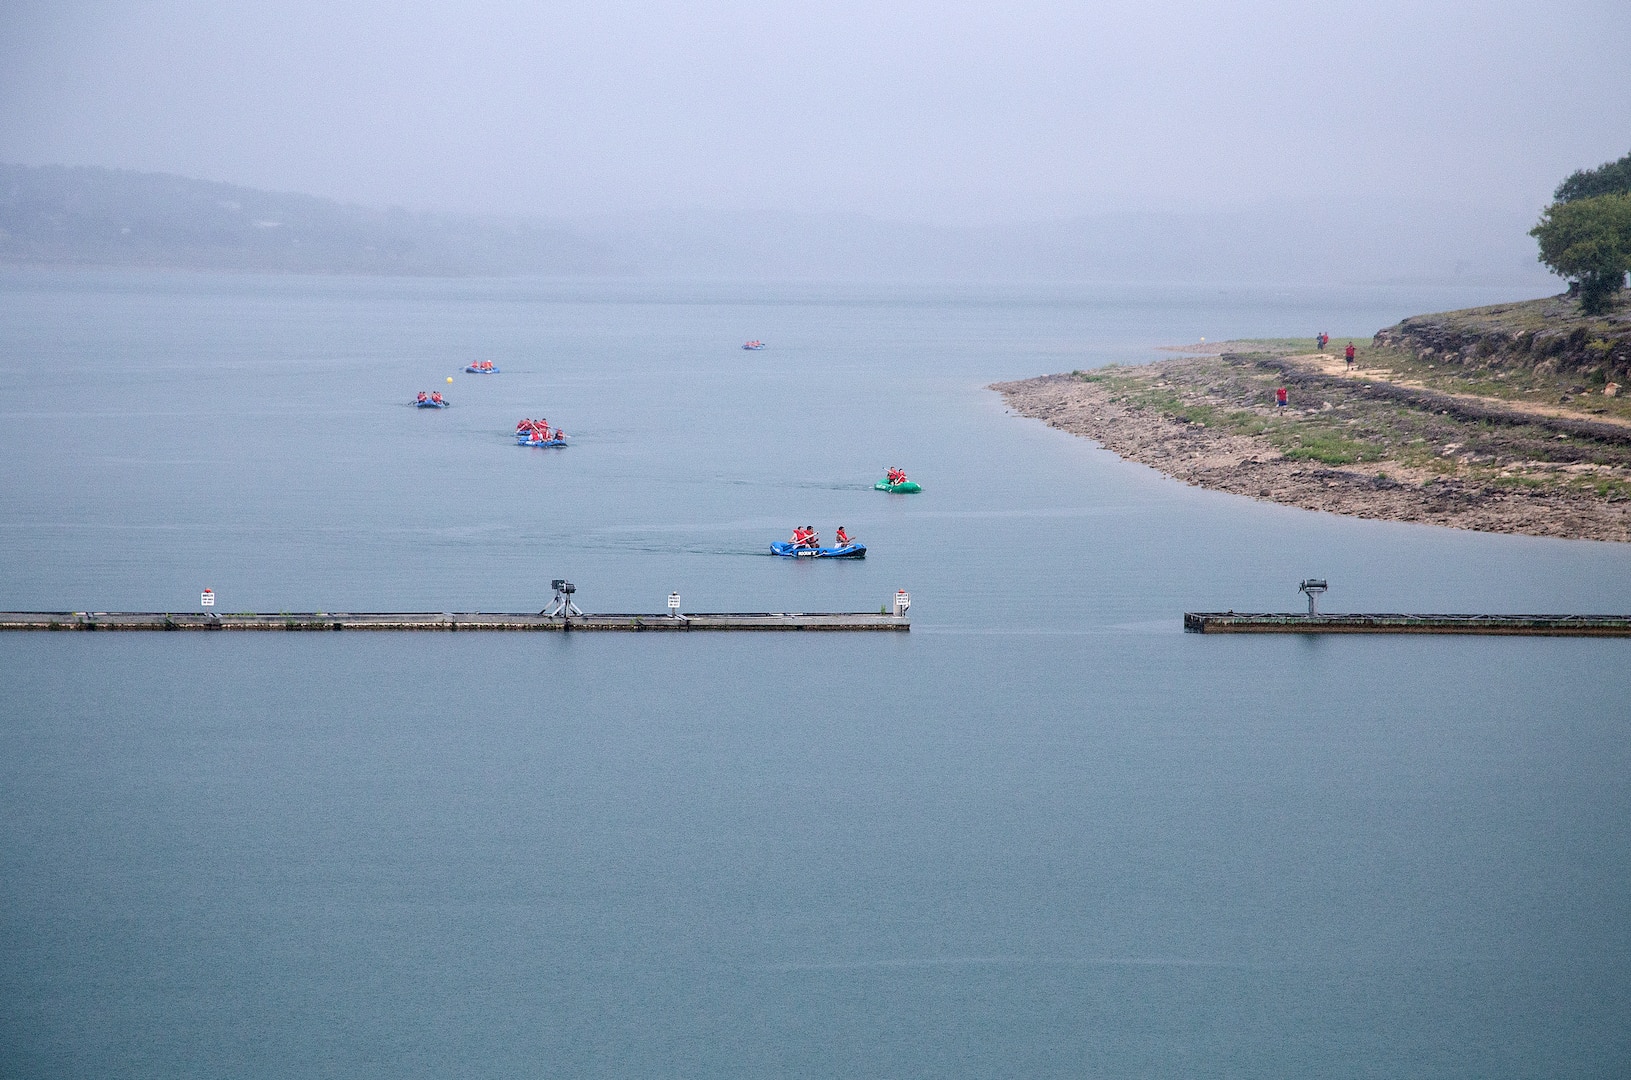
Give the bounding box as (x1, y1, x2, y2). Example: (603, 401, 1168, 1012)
(874, 478, 921, 493)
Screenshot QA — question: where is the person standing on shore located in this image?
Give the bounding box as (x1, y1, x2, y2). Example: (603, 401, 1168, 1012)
(1345, 342, 1356, 369)
(1275, 387, 1288, 408)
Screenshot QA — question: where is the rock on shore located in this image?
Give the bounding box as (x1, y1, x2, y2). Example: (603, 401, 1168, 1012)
(1374, 294, 1631, 382)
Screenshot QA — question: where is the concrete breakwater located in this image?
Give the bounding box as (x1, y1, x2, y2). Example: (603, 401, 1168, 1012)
(0, 611, 910, 632)
(1184, 612, 1631, 636)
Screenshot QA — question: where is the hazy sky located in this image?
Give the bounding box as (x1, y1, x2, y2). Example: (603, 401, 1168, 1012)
(2, 0, 1627, 225)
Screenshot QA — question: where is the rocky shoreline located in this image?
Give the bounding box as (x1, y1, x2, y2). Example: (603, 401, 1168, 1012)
(1374, 293, 1631, 383)
(993, 361, 1631, 543)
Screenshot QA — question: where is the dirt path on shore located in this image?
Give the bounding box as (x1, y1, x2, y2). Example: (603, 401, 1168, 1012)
(993, 369, 1631, 543)
(1280, 352, 1631, 430)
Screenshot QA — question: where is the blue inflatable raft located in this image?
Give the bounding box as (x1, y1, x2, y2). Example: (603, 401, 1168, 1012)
(516, 435, 567, 447)
(415, 398, 448, 408)
(769, 541, 866, 559)
(465, 365, 500, 373)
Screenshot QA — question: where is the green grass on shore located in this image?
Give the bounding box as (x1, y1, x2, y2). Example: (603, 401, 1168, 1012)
(1077, 352, 1631, 494)
(1215, 331, 1631, 424)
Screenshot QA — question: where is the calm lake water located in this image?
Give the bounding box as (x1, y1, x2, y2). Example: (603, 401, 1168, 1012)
(2, 270, 1628, 1078)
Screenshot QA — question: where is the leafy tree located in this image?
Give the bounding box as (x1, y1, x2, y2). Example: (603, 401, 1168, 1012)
(1530, 193, 1631, 314)
(1555, 150, 1631, 203)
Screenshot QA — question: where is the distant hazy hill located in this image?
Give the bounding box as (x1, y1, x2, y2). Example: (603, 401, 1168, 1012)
(0, 163, 1553, 286)
(0, 164, 618, 275)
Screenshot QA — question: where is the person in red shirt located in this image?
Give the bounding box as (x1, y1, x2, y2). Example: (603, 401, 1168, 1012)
(1345, 342, 1357, 369)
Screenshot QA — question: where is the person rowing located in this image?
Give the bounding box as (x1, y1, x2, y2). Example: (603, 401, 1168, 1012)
(835, 526, 853, 547)
(431, 391, 443, 404)
(417, 391, 428, 403)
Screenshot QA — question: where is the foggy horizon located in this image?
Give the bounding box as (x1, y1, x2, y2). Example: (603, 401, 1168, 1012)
(0, 160, 1563, 285)
(3, 0, 1627, 231)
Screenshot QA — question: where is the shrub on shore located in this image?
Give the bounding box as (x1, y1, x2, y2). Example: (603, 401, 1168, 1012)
(1531, 193, 1631, 315)
(1533, 150, 1631, 315)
